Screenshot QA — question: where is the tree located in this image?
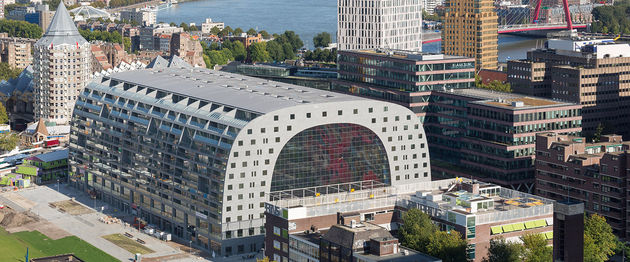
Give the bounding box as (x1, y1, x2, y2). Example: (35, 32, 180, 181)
(222, 40, 246, 61)
(521, 233, 551, 262)
(259, 30, 271, 39)
(248, 42, 270, 63)
(0, 19, 43, 38)
(313, 32, 332, 48)
(475, 75, 511, 92)
(179, 22, 189, 32)
(266, 40, 285, 62)
(282, 43, 295, 60)
(0, 103, 8, 125)
(584, 214, 617, 262)
(169, 22, 177, 27)
(0, 133, 18, 152)
(0, 63, 22, 82)
(210, 27, 221, 35)
(593, 123, 604, 142)
(275, 31, 303, 52)
(247, 28, 258, 36)
(483, 238, 523, 262)
(399, 209, 467, 262)
(234, 27, 244, 35)
(123, 37, 132, 53)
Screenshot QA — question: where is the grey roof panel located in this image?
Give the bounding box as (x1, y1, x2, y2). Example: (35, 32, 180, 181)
(146, 56, 169, 69)
(105, 67, 366, 114)
(35, 2, 88, 47)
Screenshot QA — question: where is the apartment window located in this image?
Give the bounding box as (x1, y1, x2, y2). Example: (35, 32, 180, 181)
(287, 126, 292, 131)
(274, 127, 279, 132)
(247, 129, 252, 134)
(322, 111, 327, 117)
(353, 109, 358, 114)
(369, 107, 373, 113)
(338, 110, 343, 115)
(260, 128, 266, 133)
(274, 115, 278, 121)
(306, 113, 311, 118)
(290, 114, 295, 119)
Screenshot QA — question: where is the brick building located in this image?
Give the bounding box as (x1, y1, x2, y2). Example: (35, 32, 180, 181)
(0, 34, 36, 69)
(535, 132, 630, 239)
(170, 32, 206, 68)
(508, 35, 630, 137)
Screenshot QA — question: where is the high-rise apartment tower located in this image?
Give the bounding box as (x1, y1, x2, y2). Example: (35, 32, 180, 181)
(442, 0, 498, 70)
(33, 2, 91, 124)
(337, 0, 423, 51)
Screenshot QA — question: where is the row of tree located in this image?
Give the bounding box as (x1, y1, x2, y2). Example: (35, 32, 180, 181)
(108, 0, 151, 8)
(202, 30, 304, 67)
(303, 48, 337, 63)
(79, 29, 123, 44)
(0, 19, 43, 39)
(591, 0, 630, 34)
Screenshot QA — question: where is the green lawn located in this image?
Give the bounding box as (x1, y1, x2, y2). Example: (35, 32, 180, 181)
(0, 227, 120, 262)
(103, 233, 154, 255)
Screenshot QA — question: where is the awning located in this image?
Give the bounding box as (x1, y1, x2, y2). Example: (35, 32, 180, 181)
(512, 223, 525, 231)
(545, 231, 553, 240)
(502, 224, 515, 233)
(524, 221, 537, 229)
(491, 226, 503, 235)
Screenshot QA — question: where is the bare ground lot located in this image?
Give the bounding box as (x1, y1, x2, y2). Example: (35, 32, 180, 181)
(50, 199, 94, 215)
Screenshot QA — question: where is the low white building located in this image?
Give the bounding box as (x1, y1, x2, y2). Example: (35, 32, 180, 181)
(201, 18, 224, 34)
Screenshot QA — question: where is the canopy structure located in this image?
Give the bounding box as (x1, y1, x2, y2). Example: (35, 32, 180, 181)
(70, 3, 111, 21)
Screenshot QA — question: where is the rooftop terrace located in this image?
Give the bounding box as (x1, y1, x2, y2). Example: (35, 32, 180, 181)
(439, 88, 575, 110)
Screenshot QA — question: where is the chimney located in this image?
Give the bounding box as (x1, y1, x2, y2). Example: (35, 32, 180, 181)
(350, 220, 357, 228)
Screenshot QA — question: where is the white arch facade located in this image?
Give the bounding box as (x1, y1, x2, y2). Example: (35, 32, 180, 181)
(220, 100, 431, 244)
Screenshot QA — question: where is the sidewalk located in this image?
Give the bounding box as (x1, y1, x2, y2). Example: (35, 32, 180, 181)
(4, 185, 191, 261)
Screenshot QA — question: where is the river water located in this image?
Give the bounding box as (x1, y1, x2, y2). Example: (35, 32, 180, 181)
(158, 0, 543, 61)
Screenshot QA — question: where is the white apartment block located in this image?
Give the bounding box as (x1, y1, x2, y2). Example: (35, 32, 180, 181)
(33, 2, 90, 124)
(338, 0, 423, 51)
(120, 8, 157, 27)
(201, 18, 225, 34)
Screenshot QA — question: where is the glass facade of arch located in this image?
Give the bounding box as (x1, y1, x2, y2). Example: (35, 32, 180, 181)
(271, 123, 390, 192)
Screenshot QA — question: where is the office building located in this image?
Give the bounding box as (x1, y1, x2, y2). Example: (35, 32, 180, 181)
(553, 200, 584, 262)
(337, 0, 422, 51)
(265, 177, 553, 262)
(508, 36, 630, 136)
(32, 2, 91, 124)
(120, 8, 156, 27)
(0, 35, 36, 69)
(332, 49, 581, 191)
(69, 66, 432, 256)
(535, 132, 630, 238)
(428, 89, 581, 191)
(201, 18, 224, 34)
(264, 181, 441, 262)
(333, 49, 476, 121)
(442, 0, 498, 70)
(408, 179, 553, 261)
(139, 24, 183, 51)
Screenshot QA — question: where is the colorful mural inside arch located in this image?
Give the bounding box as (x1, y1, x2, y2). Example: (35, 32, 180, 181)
(271, 123, 390, 192)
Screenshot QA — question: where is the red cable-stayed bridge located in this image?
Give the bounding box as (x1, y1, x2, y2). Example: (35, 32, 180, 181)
(422, 0, 595, 44)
